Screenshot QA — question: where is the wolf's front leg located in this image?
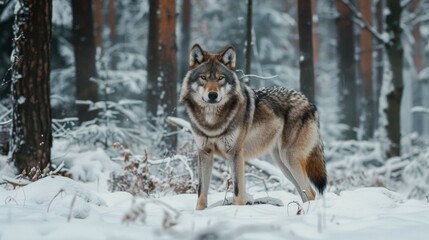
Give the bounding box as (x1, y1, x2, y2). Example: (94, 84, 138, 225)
(196, 149, 213, 210)
(231, 151, 246, 205)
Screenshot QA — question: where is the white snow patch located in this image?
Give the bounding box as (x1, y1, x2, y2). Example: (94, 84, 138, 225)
(1, 176, 428, 240)
(51, 140, 120, 182)
(17, 96, 25, 104)
(412, 106, 429, 114)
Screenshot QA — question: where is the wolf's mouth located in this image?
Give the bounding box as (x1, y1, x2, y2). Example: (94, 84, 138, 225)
(202, 97, 221, 104)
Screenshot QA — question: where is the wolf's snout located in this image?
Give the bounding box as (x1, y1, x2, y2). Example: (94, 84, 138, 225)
(208, 92, 218, 100)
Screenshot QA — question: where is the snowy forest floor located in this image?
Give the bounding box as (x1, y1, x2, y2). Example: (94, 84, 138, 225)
(0, 176, 428, 240)
(1, 139, 429, 240)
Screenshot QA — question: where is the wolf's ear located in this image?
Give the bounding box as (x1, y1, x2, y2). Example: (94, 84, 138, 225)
(220, 45, 236, 70)
(189, 44, 205, 69)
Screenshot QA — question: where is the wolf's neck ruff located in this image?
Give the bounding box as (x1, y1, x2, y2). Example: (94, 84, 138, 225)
(183, 92, 243, 138)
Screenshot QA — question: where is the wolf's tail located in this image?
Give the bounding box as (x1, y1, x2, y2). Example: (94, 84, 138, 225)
(306, 143, 327, 194)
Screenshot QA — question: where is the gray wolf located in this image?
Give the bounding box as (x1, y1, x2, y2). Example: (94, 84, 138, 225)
(180, 44, 327, 210)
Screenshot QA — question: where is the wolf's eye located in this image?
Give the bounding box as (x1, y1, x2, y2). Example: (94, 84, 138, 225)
(218, 76, 224, 81)
(200, 75, 207, 81)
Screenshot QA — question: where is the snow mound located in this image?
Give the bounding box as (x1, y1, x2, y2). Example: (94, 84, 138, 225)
(51, 140, 120, 182)
(0, 176, 106, 219)
(1, 178, 428, 240)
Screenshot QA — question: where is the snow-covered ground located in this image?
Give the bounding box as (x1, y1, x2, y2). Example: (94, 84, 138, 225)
(1, 175, 428, 240)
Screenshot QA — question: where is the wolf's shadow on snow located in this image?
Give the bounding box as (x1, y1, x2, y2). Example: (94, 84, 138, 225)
(209, 194, 284, 208)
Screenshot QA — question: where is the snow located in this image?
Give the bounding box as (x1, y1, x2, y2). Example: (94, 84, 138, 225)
(412, 106, 429, 114)
(17, 96, 25, 104)
(1, 174, 429, 239)
(1, 0, 429, 238)
(51, 140, 120, 182)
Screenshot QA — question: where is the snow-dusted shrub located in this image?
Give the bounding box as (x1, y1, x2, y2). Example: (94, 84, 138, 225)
(71, 98, 145, 148)
(108, 145, 157, 196)
(402, 149, 429, 199)
(325, 136, 429, 199)
(108, 143, 197, 196)
(325, 140, 391, 193)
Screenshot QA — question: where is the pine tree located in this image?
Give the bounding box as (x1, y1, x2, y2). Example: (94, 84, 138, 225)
(384, 0, 404, 157)
(10, 0, 53, 173)
(298, 0, 315, 103)
(336, 0, 357, 140)
(72, 0, 98, 123)
(359, 0, 374, 139)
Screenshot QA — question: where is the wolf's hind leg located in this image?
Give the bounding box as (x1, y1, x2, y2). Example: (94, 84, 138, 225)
(280, 150, 316, 202)
(196, 149, 214, 210)
(270, 146, 301, 191)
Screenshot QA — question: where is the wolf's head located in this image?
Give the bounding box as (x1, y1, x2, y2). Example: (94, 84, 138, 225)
(180, 44, 240, 105)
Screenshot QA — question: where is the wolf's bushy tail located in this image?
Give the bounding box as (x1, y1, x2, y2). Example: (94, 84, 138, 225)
(306, 143, 327, 194)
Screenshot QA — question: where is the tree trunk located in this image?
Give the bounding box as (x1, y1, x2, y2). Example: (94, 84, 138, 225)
(158, 0, 178, 150)
(179, 0, 191, 83)
(94, 0, 103, 50)
(336, 0, 357, 140)
(374, 0, 383, 134)
(359, 0, 374, 139)
(10, 0, 52, 173)
(411, 0, 423, 134)
(384, 0, 403, 157)
(298, 0, 315, 103)
(108, 0, 116, 44)
(146, 0, 160, 121)
(245, 0, 253, 75)
(311, 0, 319, 68)
(72, 0, 98, 123)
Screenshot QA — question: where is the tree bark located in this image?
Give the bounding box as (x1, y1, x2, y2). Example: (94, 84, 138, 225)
(158, 0, 178, 150)
(411, 0, 423, 134)
(179, 0, 191, 83)
(245, 0, 253, 75)
(374, 0, 383, 134)
(384, 0, 403, 157)
(298, 0, 315, 103)
(108, 0, 116, 44)
(146, 0, 160, 121)
(72, 0, 98, 123)
(359, 0, 374, 139)
(94, 0, 103, 49)
(336, 0, 357, 140)
(311, 0, 319, 68)
(10, 0, 52, 173)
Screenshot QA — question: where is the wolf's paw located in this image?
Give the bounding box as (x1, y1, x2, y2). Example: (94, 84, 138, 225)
(195, 204, 207, 210)
(209, 193, 254, 208)
(195, 197, 207, 210)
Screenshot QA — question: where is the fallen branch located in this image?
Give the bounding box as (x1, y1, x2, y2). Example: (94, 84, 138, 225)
(166, 116, 192, 132)
(2, 176, 31, 187)
(247, 159, 284, 181)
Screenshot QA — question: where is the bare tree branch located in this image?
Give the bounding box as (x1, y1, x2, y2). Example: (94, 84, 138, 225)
(341, 0, 388, 44)
(401, 0, 413, 9)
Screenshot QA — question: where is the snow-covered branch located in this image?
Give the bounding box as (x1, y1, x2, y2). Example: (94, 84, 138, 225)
(342, 0, 389, 44)
(412, 106, 429, 114)
(166, 116, 192, 132)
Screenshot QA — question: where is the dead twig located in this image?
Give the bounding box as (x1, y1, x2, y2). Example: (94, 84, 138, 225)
(222, 178, 232, 206)
(287, 201, 305, 216)
(67, 193, 78, 222)
(47, 188, 64, 213)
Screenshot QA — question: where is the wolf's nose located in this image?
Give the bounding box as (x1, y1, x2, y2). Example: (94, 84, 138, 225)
(208, 92, 218, 100)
